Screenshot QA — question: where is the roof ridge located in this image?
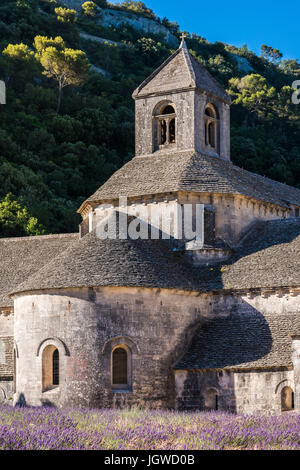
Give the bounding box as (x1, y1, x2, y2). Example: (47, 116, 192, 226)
(181, 47, 196, 87)
(188, 52, 231, 102)
(0, 233, 78, 242)
(230, 159, 300, 192)
(180, 152, 250, 195)
(81, 151, 300, 210)
(132, 48, 182, 98)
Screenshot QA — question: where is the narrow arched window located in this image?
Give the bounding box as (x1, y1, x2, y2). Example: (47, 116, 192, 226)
(205, 104, 219, 152)
(154, 103, 176, 150)
(281, 386, 294, 411)
(113, 347, 127, 385)
(111, 345, 131, 390)
(13, 349, 16, 394)
(160, 119, 167, 145)
(42, 345, 59, 392)
(169, 118, 176, 144)
(208, 122, 215, 147)
(52, 349, 59, 386)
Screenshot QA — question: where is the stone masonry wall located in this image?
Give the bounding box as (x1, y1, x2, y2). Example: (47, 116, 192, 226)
(194, 92, 230, 161)
(13, 287, 300, 412)
(175, 369, 295, 415)
(89, 191, 288, 250)
(135, 90, 195, 156)
(179, 192, 288, 246)
(0, 309, 14, 404)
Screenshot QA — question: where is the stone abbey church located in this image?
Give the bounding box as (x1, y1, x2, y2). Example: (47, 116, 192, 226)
(1, 38, 300, 415)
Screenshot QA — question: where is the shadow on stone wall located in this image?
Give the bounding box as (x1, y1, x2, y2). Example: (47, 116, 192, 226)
(180, 309, 273, 369)
(174, 301, 274, 412)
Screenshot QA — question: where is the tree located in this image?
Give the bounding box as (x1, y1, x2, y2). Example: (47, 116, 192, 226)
(276, 85, 300, 123)
(82, 1, 98, 17)
(228, 74, 276, 124)
(161, 17, 180, 34)
(136, 38, 160, 64)
(0, 193, 45, 237)
(34, 35, 65, 53)
(2, 43, 39, 88)
(117, 1, 156, 20)
(54, 7, 77, 24)
(260, 44, 283, 63)
(208, 54, 233, 82)
(280, 59, 300, 74)
(93, 0, 107, 7)
(16, 0, 38, 9)
(34, 36, 90, 113)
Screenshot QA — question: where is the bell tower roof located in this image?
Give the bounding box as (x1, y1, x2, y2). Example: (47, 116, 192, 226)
(132, 39, 231, 104)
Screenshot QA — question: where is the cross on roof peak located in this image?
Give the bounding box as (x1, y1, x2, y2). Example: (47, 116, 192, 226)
(179, 32, 188, 49)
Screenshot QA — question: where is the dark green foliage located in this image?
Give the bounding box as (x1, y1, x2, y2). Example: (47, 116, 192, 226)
(0, 0, 299, 237)
(110, 1, 157, 20)
(261, 44, 283, 64)
(0, 193, 45, 237)
(94, 0, 108, 7)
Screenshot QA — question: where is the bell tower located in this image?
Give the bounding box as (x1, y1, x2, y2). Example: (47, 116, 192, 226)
(132, 36, 231, 160)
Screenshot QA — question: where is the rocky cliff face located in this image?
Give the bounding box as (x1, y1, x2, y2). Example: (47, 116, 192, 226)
(230, 53, 254, 73)
(62, 1, 179, 47)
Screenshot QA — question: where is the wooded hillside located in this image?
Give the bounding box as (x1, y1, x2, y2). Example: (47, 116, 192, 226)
(0, 0, 299, 236)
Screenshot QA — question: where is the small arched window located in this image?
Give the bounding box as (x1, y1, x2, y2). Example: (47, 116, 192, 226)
(42, 345, 59, 392)
(111, 346, 131, 390)
(154, 103, 176, 150)
(205, 104, 219, 152)
(281, 386, 294, 412)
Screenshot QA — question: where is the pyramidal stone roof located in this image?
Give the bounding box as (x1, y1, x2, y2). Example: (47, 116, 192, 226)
(10, 217, 300, 297)
(81, 151, 300, 210)
(132, 39, 231, 103)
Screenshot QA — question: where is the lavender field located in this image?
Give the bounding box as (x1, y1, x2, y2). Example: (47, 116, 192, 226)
(0, 405, 299, 450)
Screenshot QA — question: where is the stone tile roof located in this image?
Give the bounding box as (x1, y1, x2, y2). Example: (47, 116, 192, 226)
(83, 152, 300, 210)
(0, 233, 78, 307)
(219, 218, 300, 290)
(132, 46, 231, 103)
(174, 313, 300, 371)
(10, 218, 300, 297)
(11, 228, 201, 295)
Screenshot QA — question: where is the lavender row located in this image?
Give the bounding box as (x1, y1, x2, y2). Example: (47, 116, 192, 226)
(0, 405, 299, 450)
